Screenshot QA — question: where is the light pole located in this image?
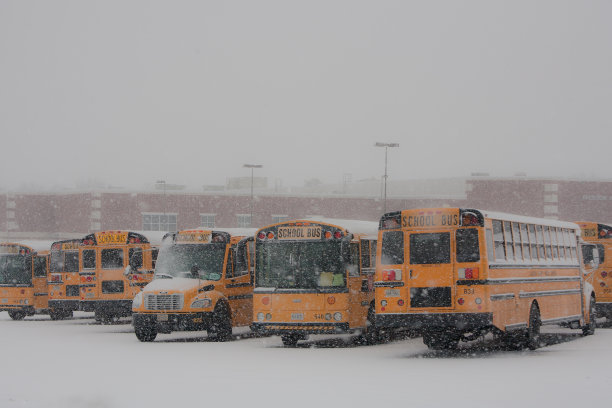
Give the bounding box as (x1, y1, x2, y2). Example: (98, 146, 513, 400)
(243, 164, 263, 227)
(375, 142, 400, 214)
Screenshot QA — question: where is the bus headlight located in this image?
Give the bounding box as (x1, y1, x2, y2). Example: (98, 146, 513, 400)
(333, 312, 342, 321)
(257, 312, 265, 322)
(191, 298, 212, 309)
(132, 292, 143, 309)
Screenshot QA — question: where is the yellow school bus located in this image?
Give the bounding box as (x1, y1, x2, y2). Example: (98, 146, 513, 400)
(576, 222, 612, 319)
(132, 229, 256, 342)
(251, 219, 379, 346)
(374, 208, 597, 350)
(79, 231, 160, 323)
(47, 239, 83, 320)
(0, 242, 52, 320)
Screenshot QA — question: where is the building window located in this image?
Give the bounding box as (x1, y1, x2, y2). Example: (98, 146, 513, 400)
(544, 183, 558, 192)
(200, 214, 216, 228)
(271, 214, 288, 224)
(543, 194, 558, 203)
(543, 205, 558, 214)
(142, 213, 177, 231)
(237, 214, 252, 228)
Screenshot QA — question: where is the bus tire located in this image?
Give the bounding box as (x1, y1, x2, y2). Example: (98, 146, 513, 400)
(135, 325, 157, 342)
(49, 309, 63, 320)
(281, 334, 300, 347)
(423, 331, 459, 350)
(364, 304, 382, 345)
(8, 310, 26, 321)
(582, 295, 596, 336)
(526, 303, 541, 350)
(208, 302, 232, 342)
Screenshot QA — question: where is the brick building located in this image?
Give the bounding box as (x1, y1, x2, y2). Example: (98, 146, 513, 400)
(1, 177, 611, 240)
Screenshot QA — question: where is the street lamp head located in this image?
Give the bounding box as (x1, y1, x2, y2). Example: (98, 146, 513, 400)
(243, 164, 263, 169)
(375, 142, 400, 148)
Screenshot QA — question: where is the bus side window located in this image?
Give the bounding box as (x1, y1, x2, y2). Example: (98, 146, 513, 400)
(485, 229, 495, 262)
(370, 240, 377, 267)
(129, 248, 143, 270)
(234, 242, 249, 277)
(248, 240, 254, 269)
(348, 243, 360, 277)
(360, 240, 370, 269)
(151, 248, 159, 269)
(226, 247, 235, 279)
(82, 249, 96, 270)
(34, 256, 47, 277)
(597, 244, 605, 264)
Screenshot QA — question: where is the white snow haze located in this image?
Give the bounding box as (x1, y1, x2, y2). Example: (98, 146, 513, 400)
(1, 0, 611, 191)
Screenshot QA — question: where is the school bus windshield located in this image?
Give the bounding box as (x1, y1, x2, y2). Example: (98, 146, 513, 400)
(154, 243, 226, 281)
(256, 241, 345, 289)
(0, 255, 31, 285)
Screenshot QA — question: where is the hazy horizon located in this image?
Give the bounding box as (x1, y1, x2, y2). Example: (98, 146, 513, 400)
(2, 1, 611, 193)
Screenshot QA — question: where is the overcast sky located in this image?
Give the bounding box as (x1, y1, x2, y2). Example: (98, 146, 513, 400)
(1, 1, 611, 191)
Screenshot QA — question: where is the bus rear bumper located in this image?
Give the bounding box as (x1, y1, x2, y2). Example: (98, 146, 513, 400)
(375, 312, 493, 332)
(48, 299, 80, 311)
(132, 312, 213, 333)
(81, 300, 133, 316)
(251, 322, 350, 335)
(596, 302, 612, 318)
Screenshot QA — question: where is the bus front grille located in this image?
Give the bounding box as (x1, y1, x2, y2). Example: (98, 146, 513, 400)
(144, 294, 184, 311)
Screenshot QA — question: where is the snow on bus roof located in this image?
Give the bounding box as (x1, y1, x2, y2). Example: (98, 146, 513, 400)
(0, 240, 55, 253)
(303, 217, 379, 237)
(476, 210, 580, 231)
(163, 228, 258, 243)
(176, 228, 257, 237)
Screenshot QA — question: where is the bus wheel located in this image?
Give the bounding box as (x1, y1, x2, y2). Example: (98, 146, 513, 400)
(281, 334, 300, 347)
(208, 303, 232, 342)
(423, 331, 459, 350)
(8, 310, 26, 321)
(364, 305, 382, 345)
(582, 296, 596, 336)
(526, 303, 541, 350)
(49, 309, 64, 320)
(135, 325, 157, 342)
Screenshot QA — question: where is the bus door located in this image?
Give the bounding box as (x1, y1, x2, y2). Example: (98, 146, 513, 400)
(225, 238, 254, 326)
(80, 246, 98, 302)
(347, 241, 367, 328)
(406, 229, 455, 311)
(32, 254, 49, 310)
(99, 245, 127, 301)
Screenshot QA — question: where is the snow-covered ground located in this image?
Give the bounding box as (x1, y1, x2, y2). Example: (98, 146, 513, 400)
(1, 312, 611, 408)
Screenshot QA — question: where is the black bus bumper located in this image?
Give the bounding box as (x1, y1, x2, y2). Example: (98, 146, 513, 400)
(48, 299, 80, 311)
(596, 302, 612, 318)
(375, 312, 493, 332)
(132, 312, 213, 333)
(251, 322, 350, 335)
(81, 300, 133, 316)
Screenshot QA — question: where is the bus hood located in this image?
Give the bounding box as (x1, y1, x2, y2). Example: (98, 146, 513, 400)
(142, 278, 211, 294)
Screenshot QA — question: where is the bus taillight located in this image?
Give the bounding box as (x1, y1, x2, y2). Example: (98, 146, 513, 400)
(458, 267, 479, 279)
(267, 232, 275, 239)
(257, 232, 266, 240)
(382, 269, 402, 281)
(333, 231, 343, 239)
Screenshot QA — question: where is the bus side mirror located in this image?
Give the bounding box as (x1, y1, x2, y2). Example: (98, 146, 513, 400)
(123, 265, 132, 276)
